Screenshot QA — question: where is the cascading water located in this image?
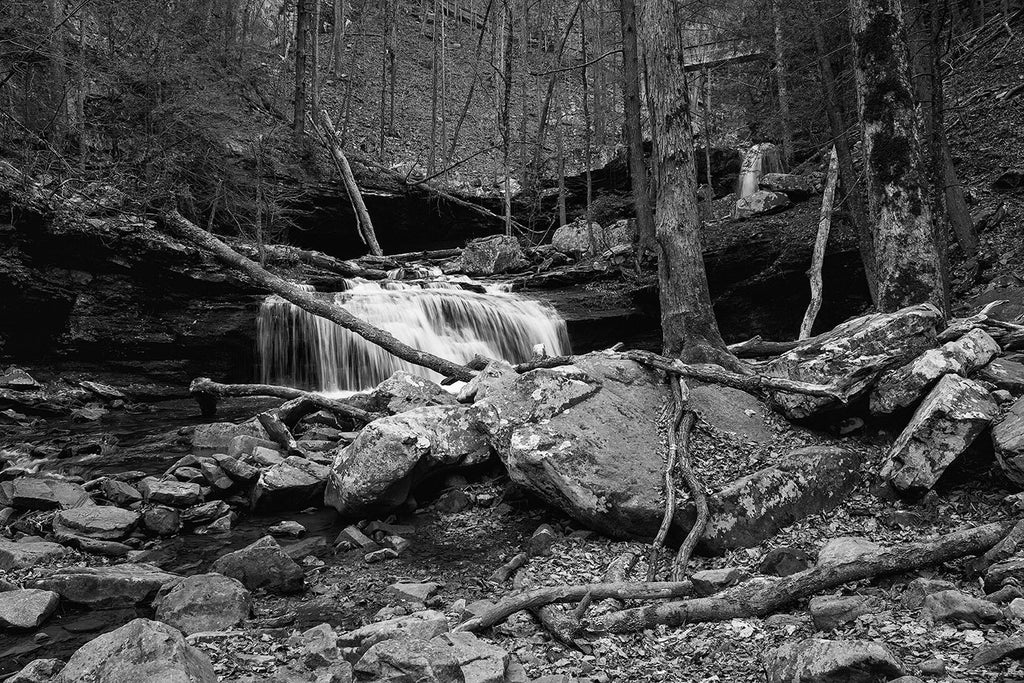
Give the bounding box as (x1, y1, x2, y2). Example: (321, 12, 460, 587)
(257, 279, 570, 392)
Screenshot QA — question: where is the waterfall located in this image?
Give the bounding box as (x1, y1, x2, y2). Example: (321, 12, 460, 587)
(257, 279, 571, 392)
(735, 142, 784, 200)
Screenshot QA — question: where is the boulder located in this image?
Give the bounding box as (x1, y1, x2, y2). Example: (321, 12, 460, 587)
(734, 190, 790, 218)
(193, 420, 269, 453)
(0, 367, 41, 389)
(434, 632, 510, 683)
(354, 637, 461, 683)
(817, 537, 881, 566)
(372, 371, 457, 415)
(99, 479, 142, 506)
(0, 538, 68, 570)
(211, 453, 260, 485)
(54, 618, 216, 682)
(871, 328, 1001, 414)
(881, 375, 998, 494)
(154, 573, 252, 635)
(210, 535, 304, 593)
(764, 638, 907, 683)
(758, 173, 818, 199)
(458, 235, 527, 275)
(551, 218, 636, 258)
(923, 589, 1003, 624)
(299, 623, 339, 668)
(4, 477, 93, 511)
(179, 501, 230, 526)
(7, 658, 64, 683)
(902, 578, 956, 609)
(142, 506, 182, 536)
(387, 582, 441, 606)
(977, 358, 1024, 393)
(325, 405, 490, 517)
(33, 563, 180, 607)
(983, 556, 1024, 593)
(967, 635, 1024, 669)
(138, 479, 204, 508)
(993, 396, 1024, 487)
(690, 568, 749, 596)
(0, 589, 60, 629)
(52, 506, 139, 541)
(764, 304, 944, 419)
(339, 610, 449, 653)
(253, 457, 330, 511)
(808, 595, 878, 631)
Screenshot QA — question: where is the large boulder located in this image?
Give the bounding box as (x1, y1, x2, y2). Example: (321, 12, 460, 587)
(764, 638, 907, 683)
(252, 456, 330, 511)
(192, 419, 269, 453)
(734, 190, 790, 218)
(33, 564, 180, 607)
(473, 354, 860, 547)
(458, 235, 527, 275)
(0, 538, 68, 570)
(52, 506, 140, 541)
(354, 632, 510, 683)
(1, 477, 93, 511)
(870, 328, 1001, 414)
(0, 589, 60, 629)
(325, 405, 490, 517)
(977, 358, 1024, 394)
(210, 535, 304, 593)
(137, 479, 204, 508)
(764, 304, 945, 419)
(371, 371, 457, 415)
(154, 573, 252, 635)
(551, 218, 636, 258)
(54, 618, 216, 683)
(993, 396, 1024, 487)
(881, 374, 998, 494)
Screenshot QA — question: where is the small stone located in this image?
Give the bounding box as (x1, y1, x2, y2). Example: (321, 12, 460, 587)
(809, 595, 877, 631)
(764, 638, 907, 683)
(301, 623, 339, 668)
(382, 535, 410, 553)
(903, 578, 957, 609)
(983, 556, 1024, 593)
(364, 548, 399, 564)
(269, 521, 306, 538)
(32, 564, 179, 607)
(967, 635, 1024, 668)
(138, 478, 204, 508)
(210, 535, 304, 594)
(1008, 597, 1024, 618)
(918, 658, 946, 676)
(211, 453, 260, 485)
(173, 467, 204, 482)
(99, 479, 142, 506)
(154, 573, 252, 635)
(924, 590, 1003, 624)
(52, 506, 139, 541)
(388, 582, 440, 606)
(142, 506, 181, 536)
(0, 589, 60, 629)
(180, 501, 229, 526)
(434, 489, 472, 513)
(251, 445, 286, 467)
(817, 537, 881, 566)
(528, 524, 557, 556)
(335, 525, 378, 549)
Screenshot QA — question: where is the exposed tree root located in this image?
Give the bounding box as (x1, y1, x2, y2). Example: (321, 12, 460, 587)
(513, 571, 582, 649)
(727, 335, 805, 358)
(670, 409, 704, 581)
(648, 379, 688, 581)
(587, 520, 1016, 633)
(189, 377, 377, 424)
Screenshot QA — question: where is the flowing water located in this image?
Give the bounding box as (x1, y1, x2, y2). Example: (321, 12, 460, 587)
(257, 278, 571, 392)
(735, 142, 784, 200)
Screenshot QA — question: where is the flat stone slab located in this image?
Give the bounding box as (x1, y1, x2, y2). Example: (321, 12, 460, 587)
(53, 505, 140, 541)
(0, 589, 60, 629)
(32, 563, 180, 607)
(0, 538, 68, 570)
(138, 478, 204, 508)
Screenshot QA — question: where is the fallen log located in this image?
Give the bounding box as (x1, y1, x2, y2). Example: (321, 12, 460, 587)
(231, 242, 389, 280)
(163, 209, 475, 383)
(455, 580, 695, 633)
(189, 377, 377, 424)
(257, 411, 302, 455)
(588, 520, 1015, 633)
(513, 571, 581, 649)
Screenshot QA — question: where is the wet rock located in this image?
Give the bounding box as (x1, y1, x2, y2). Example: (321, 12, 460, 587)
(758, 173, 817, 199)
(210, 535, 304, 594)
(339, 610, 449, 653)
(193, 420, 269, 452)
(817, 537, 881, 566)
(199, 513, 233, 534)
(808, 595, 878, 631)
(227, 434, 280, 460)
(902, 578, 956, 609)
(211, 453, 260, 485)
(99, 479, 142, 506)
(7, 658, 64, 683)
(0, 589, 59, 629)
(33, 563, 180, 607)
(551, 218, 636, 258)
(764, 304, 943, 419)
(77, 380, 126, 401)
(388, 582, 441, 606)
(923, 590, 1003, 624)
(983, 556, 1024, 593)
(690, 568, 750, 596)
(371, 371, 457, 415)
(154, 573, 252, 635)
(180, 501, 230, 526)
(197, 460, 233, 491)
(881, 375, 998, 494)
(870, 328, 1000, 414)
(4, 477, 93, 511)
(458, 235, 527, 275)
(993, 397, 1024, 487)
(734, 190, 790, 218)
(54, 618, 216, 682)
(764, 638, 907, 683)
(0, 538, 68, 570)
(967, 635, 1024, 668)
(759, 547, 813, 577)
(977, 358, 1024, 393)
(142, 506, 182, 536)
(253, 457, 330, 511)
(138, 478, 204, 508)
(270, 521, 306, 537)
(325, 405, 490, 517)
(52, 506, 139, 541)
(0, 367, 41, 389)
(251, 446, 286, 467)
(172, 467, 204, 482)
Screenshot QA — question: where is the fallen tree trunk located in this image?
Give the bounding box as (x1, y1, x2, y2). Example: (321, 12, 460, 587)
(163, 209, 475, 383)
(588, 520, 1015, 633)
(189, 377, 378, 423)
(231, 242, 389, 280)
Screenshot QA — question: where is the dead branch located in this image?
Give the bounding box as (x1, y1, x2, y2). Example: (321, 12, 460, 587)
(513, 571, 581, 649)
(489, 552, 530, 584)
(455, 580, 695, 633)
(727, 336, 804, 358)
(162, 209, 475, 383)
(800, 145, 838, 339)
(257, 411, 302, 455)
(189, 377, 377, 424)
(588, 520, 1015, 633)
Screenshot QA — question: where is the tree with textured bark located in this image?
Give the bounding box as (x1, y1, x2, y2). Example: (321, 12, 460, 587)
(849, 0, 949, 315)
(294, 0, 310, 135)
(637, 0, 735, 367)
(619, 0, 656, 254)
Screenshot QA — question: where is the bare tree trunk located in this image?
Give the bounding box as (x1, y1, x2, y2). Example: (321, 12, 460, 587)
(801, 146, 839, 339)
(447, 0, 494, 160)
(812, 3, 877, 303)
(619, 0, 656, 253)
(428, 0, 441, 176)
(849, 0, 948, 315)
(637, 0, 734, 366)
(701, 67, 714, 214)
(294, 0, 310, 135)
(501, 0, 513, 235)
(770, 0, 792, 166)
(581, 0, 593, 244)
(47, 0, 67, 149)
(556, 117, 567, 226)
(162, 209, 470, 379)
(333, 0, 346, 77)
